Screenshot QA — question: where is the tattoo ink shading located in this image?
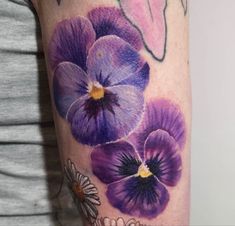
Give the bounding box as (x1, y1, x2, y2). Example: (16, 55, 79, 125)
(119, 0, 167, 61)
(56, 0, 61, 5)
(64, 159, 101, 224)
(181, 0, 188, 15)
(91, 99, 186, 219)
(48, 0, 188, 222)
(49, 7, 149, 146)
(88, 7, 143, 51)
(95, 217, 150, 226)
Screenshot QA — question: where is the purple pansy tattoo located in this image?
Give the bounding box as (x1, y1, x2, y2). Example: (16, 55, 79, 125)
(49, 7, 149, 146)
(91, 99, 186, 219)
(49, 3, 186, 220)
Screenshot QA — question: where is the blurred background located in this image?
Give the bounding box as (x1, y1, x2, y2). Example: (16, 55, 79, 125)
(190, 0, 235, 225)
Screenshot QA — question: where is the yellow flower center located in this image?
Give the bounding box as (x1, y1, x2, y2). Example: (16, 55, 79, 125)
(90, 85, 105, 100)
(72, 183, 85, 201)
(137, 164, 153, 178)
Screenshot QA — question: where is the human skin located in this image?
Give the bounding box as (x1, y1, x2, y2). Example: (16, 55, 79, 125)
(32, 0, 191, 225)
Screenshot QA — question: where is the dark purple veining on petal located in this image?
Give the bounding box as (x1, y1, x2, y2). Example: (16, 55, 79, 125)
(59, 37, 148, 146)
(116, 44, 140, 66)
(91, 141, 141, 184)
(107, 176, 169, 219)
(53, 62, 89, 118)
(129, 99, 186, 158)
(87, 36, 149, 91)
(90, 98, 185, 218)
(88, 7, 143, 51)
(117, 62, 150, 91)
(83, 90, 120, 120)
(50, 24, 148, 145)
(49, 17, 96, 70)
(145, 130, 182, 186)
(66, 85, 144, 146)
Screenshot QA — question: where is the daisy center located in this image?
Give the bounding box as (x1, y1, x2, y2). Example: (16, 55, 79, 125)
(137, 164, 153, 178)
(72, 183, 85, 201)
(90, 85, 105, 100)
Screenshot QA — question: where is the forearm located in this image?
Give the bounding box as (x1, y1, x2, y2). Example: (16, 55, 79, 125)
(34, 0, 191, 225)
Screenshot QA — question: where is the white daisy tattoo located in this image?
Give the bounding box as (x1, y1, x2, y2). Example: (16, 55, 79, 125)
(64, 159, 101, 224)
(95, 217, 149, 226)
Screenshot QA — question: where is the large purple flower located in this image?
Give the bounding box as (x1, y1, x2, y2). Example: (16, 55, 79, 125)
(91, 99, 186, 219)
(49, 7, 149, 146)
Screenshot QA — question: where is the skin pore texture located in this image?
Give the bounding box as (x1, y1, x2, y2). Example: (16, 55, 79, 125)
(33, 0, 190, 225)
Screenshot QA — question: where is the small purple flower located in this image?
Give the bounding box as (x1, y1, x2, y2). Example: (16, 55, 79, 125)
(91, 99, 186, 219)
(49, 7, 149, 146)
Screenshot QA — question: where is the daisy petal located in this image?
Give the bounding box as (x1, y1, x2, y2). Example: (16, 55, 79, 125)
(49, 16, 96, 70)
(107, 176, 169, 219)
(64, 169, 72, 183)
(87, 35, 149, 91)
(53, 62, 89, 118)
(91, 141, 141, 184)
(88, 7, 143, 50)
(116, 218, 125, 226)
(145, 130, 182, 186)
(103, 217, 111, 225)
(64, 160, 75, 183)
(79, 176, 90, 188)
(83, 183, 96, 189)
(85, 195, 101, 205)
(80, 202, 90, 220)
(83, 189, 98, 196)
(83, 200, 98, 219)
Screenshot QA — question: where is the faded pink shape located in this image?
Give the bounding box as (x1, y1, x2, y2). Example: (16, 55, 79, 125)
(120, 0, 167, 61)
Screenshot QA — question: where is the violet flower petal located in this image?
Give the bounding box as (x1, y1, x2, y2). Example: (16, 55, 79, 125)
(145, 130, 182, 186)
(129, 99, 186, 158)
(87, 35, 149, 91)
(53, 62, 89, 118)
(67, 85, 144, 146)
(91, 141, 141, 184)
(49, 16, 96, 70)
(107, 176, 169, 219)
(88, 7, 143, 51)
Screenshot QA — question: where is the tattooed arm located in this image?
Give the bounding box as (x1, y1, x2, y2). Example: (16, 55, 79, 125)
(33, 0, 190, 225)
